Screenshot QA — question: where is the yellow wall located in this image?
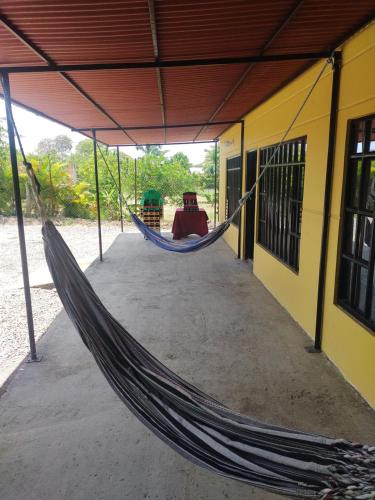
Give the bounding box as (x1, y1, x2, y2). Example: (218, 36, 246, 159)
(322, 23, 375, 407)
(219, 21, 375, 407)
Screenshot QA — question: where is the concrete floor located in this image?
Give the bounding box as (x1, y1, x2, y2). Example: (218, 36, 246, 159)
(1, 233, 374, 500)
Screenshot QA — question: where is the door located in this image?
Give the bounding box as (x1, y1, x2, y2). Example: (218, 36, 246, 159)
(244, 150, 257, 260)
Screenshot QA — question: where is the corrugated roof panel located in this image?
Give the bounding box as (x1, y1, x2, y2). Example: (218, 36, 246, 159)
(87, 128, 167, 146)
(0, 1, 373, 144)
(155, 0, 297, 59)
(196, 123, 231, 142)
(165, 127, 202, 144)
(213, 60, 310, 122)
(269, 0, 375, 53)
(163, 65, 247, 124)
(0, 24, 43, 65)
(92, 130, 134, 146)
(9, 72, 115, 129)
(127, 129, 165, 145)
(0, 0, 154, 64)
(70, 69, 162, 127)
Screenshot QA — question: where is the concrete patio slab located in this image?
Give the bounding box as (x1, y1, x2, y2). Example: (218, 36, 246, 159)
(1, 232, 374, 500)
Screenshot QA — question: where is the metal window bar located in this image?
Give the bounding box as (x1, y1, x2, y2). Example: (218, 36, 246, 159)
(226, 156, 241, 226)
(258, 137, 306, 271)
(338, 115, 375, 330)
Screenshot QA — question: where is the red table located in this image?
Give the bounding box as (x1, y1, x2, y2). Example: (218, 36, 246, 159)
(172, 208, 209, 240)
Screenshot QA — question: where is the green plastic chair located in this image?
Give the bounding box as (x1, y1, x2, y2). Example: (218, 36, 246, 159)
(140, 189, 164, 211)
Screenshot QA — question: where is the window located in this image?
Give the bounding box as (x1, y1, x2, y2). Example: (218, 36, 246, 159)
(258, 137, 306, 271)
(226, 156, 241, 226)
(338, 115, 375, 330)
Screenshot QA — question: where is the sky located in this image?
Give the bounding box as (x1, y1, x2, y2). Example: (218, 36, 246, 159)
(0, 99, 210, 165)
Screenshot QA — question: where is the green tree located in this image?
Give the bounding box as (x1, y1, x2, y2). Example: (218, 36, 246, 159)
(199, 144, 219, 192)
(33, 135, 73, 215)
(26, 157, 71, 216)
(0, 132, 201, 221)
(37, 135, 72, 162)
(71, 139, 132, 219)
(132, 153, 197, 205)
(169, 152, 191, 170)
(0, 122, 13, 215)
(136, 145, 163, 156)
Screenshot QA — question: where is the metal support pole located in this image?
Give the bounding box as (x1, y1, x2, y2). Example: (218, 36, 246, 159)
(2, 72, 38, 361)
(237, 121, 245, 259)
(116, 146, 124, 232)
(312, 52, 342, 352)
(93, 130, 103, 262)
(134, 158, 137, 214)
(214, 141, 218, 227)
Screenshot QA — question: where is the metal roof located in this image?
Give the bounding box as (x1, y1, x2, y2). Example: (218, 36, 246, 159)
(0, 0, 374, 145)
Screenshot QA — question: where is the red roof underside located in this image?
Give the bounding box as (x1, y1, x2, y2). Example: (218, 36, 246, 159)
(0, 0, 374, 146)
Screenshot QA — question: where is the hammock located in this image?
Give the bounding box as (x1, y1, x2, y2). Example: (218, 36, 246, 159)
(42, 220, 375, 499)
(96, 141, 235, 252)
(130, 211, 231, 252)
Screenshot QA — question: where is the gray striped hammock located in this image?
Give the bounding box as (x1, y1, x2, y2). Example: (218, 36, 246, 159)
(42, 220, 375, 499)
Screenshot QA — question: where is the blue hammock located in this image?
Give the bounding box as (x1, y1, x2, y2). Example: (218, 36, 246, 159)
(130, 211, 232, 253)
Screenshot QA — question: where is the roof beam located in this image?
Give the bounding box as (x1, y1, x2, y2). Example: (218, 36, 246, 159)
(113, 140, 217, 147)
(73, 120, 241, 132)
(0, 12, 136, 144)
(147, 0, 166, 142)
(193, 0, 306, 141)
(0, 52, 331, 74)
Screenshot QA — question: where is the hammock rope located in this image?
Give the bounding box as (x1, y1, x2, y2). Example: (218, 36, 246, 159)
(3, 62, 375, 499)
(97, 143, 121, 193)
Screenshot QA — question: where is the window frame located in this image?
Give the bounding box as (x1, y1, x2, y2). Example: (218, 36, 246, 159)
(257, 136, 307, 273)
(226, 155, 242, 227)
(336, 113, 375, 332)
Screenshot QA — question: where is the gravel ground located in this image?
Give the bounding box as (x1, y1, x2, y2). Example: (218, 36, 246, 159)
(0, 218, 124, 384)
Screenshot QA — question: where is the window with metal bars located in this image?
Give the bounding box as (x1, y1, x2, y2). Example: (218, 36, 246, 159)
(258, 137, 306, 271)
(226, 156, 241, 226)
(337, 114, 375, 330)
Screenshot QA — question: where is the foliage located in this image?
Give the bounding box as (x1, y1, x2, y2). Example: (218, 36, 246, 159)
(200, 144, 219, 190)
(0, 123, 13, 214)
(136, 144, 163, 156)
(71, 140, 132, 219)
(0, 132, 216, 220)
(169, 152, 191, 170)
(133, 152, 197, 205)
(62, 181, 94, 219)
(37, 135, 73, 162)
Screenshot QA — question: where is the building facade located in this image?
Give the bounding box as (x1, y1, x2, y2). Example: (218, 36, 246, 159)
(219, 21, 375, 408)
